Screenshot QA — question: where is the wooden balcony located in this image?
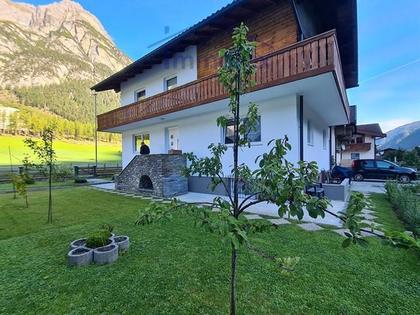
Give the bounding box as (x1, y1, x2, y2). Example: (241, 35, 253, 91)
(98, 30, 349, 131)
(345, 143, 372, 152)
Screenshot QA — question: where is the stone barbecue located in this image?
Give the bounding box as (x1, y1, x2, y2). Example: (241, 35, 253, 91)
(115, 154, 188, 198)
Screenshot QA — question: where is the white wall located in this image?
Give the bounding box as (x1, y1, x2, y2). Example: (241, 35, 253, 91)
(120, 46, 197, 106)
(302, 106, 330, 170)
(121, 95, 300, 172)
(341, 135, 376, 163)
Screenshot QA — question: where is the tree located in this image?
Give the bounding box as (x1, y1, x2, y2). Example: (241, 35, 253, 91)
(135, 24, 399, 314)
(24, 126, 56, 223)
(12, 174, 28, 208)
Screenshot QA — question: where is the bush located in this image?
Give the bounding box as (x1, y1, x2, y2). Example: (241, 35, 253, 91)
(74, 177, 88, 184)
(22, 173, 35, 185)
(86, 229, 111, 248)
(385, 182, 420, 236)
(85, 224, 114, 248)
(53, 165, 72, 182)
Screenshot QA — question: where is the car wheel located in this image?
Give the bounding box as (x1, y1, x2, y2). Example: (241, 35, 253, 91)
(354, 173, 364, 181)
(399, 175, 411, 184)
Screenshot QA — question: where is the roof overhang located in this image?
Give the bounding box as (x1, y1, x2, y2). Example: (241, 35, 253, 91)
(92, 0, 358, 92)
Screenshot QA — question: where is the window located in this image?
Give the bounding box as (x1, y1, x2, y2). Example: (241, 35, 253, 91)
(376, 160, 392, 169)
(307, 120, 314, 145)
(134, 133, 150, 152)
(165, 76, 177, 91)
(356, 136, 363, 144)
(351, 153, 360, 160)
(361, 160, 375, 168)
(322, 129, 327, 149)
(224, 117, 261, 144)
(136, 90, 146, 101)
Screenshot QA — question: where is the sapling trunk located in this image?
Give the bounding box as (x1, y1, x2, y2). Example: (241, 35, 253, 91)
(48, 163, 52, 223)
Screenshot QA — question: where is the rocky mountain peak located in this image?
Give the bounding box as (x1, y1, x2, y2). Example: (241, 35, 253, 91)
(0, 0, 131, 87)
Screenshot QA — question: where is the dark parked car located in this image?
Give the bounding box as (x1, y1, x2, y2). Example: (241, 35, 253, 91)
(352, 159, 417, 183)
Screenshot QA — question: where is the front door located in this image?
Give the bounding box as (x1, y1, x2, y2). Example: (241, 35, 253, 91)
(168, 127, 180, 151)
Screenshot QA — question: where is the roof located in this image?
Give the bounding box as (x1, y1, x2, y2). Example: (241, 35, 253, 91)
(356, 124, 386, 138)
(92, 0, 358, 92)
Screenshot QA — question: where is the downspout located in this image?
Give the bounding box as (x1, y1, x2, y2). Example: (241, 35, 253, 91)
(329, 126, 333, 169)
(299, 96, 304, 161)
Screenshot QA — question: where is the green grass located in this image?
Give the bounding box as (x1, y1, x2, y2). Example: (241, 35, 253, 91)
(0, 179, 90, 192)
(0, 188, 419, 314)
(369, 193, 406, 232)
(0, 135, 121, 166)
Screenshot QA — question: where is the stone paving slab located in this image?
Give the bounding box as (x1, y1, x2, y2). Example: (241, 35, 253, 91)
(212, 208, 221, 212)
(244, 214, 263, 220)
(362, 213, 377, 221)
(297, 223, 324, 231)
(361, 209, 375, 215)
(361, 229, 385, 237)
(269, 218, 290, 226)
(331, 229, 351, 237)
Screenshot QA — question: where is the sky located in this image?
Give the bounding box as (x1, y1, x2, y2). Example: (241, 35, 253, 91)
(24, 0, 420, 132)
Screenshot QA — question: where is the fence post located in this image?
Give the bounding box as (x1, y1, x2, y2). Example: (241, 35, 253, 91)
(93, 165, 97, 177)
(74, 166, 79, 177)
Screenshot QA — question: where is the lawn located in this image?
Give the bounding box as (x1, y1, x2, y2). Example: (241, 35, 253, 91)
(0, 188, 419, 314)
(0, 135, 121, 166)
(369, 193, 407, 232)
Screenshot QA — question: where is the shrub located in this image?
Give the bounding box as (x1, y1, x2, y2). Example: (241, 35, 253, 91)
(85, 229, 111, 248)
(53, 165, 72, 182)
(385, 182, 420, 236)
(74, 177, 87, 184)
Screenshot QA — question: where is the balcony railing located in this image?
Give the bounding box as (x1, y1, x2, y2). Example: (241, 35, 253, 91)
(98, 30, 349, 131)
(345, 143, 372, 152)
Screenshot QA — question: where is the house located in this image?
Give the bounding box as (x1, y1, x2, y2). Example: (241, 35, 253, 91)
(92, 0, 358, 196)
(334, 105, 386, 166)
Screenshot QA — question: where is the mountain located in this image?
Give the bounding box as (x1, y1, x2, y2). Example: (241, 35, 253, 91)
(377, 121, 420, 150)
(0, 0, 130, 87)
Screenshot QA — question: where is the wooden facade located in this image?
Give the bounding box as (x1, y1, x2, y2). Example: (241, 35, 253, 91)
(98, 30, 349, 131)
(197, 1, 297, 78)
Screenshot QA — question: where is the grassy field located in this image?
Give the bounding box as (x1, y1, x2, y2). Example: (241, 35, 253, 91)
(0, 135, 121, 166)
(0, 188, 418, 314)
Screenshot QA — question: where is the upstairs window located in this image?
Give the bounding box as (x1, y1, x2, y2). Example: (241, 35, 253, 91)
(165, 76, 177, 91)
(307, 120, 314, 145)
(356, 136, 364, 144)
(136, 90, 146, 101)
(224, 117, 261, 144)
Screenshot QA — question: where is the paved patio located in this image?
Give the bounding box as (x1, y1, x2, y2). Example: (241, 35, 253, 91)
(92, 183, 344, 227)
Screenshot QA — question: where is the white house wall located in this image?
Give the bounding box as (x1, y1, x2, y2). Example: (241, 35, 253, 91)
(121, 95, 302, 173)
(302, 105, 330, 170)
(120, 46, 197, 106)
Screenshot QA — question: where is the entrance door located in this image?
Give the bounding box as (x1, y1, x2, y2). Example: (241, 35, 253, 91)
(168, 127, 180, 151)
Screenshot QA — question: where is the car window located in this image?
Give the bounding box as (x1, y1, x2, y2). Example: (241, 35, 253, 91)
(362, 160, 375, 168)
(376, 161, 392, 169)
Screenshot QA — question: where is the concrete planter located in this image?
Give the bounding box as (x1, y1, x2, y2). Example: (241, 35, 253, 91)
(68, 247, 93, 267)
(69, 238, 87, 250)
(324, 178, 351, 201)
(93, 244, 118, 265)
(113, 235, 130, 252)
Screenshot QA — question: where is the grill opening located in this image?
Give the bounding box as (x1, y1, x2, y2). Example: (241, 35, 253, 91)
(139, 175, 153, 190)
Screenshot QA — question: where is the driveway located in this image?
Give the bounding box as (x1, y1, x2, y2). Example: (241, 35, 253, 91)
(350, 181, 386, 194)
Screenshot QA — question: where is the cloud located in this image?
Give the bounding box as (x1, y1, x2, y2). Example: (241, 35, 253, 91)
(375, 119, 417, 133)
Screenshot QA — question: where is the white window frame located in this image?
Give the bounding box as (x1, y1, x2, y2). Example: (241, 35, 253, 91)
(350, 152, 360, 160)
(135, 88, 146, 102)
(222, 116, 262, 146)
(322, 129, 327, 150)
(133, 133, 150, 153)
(164, 75, 178, 91)
(307, 120, 314, 146)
